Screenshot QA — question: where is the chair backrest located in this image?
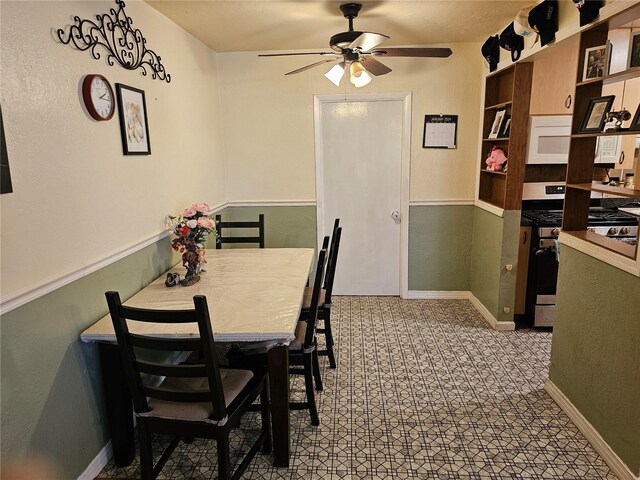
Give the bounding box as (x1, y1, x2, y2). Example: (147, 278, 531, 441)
(323, 219, 340, 291)
(304, 248, 328, 349)
(105, 291, 228, 422)
(323, 226, 342, 305)
(215, 214, 265, 249)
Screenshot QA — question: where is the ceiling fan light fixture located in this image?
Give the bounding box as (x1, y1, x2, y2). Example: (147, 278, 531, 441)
(325, 63, 345, 86)
(349, 61, 371, 87)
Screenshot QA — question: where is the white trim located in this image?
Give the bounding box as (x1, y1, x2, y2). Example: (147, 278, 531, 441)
(559, 232, 640, 278)
(314, 92, 412, 300)
(226, 200, 316, 207)
(468, 293, 515, 331)
(474, 199, 505, 218)
(406, 290, 471, 299)
(0, 231, 171, 315)
(410, 200, 474, 206)
(77, 441, 112, 480)
(544, 379, 640, 480)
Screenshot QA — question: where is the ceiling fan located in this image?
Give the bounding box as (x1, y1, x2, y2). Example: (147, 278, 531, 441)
(258, 3, 452, 87)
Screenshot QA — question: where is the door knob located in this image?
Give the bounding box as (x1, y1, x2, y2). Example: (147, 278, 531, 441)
(391, 211, 401, 222)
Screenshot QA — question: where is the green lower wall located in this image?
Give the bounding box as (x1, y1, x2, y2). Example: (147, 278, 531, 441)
(469, 207, 520, 323)
(408, 205, 474, 291)
(550, 246, 640, 475)
(0, 240, 176, 478)
(212, 206, 317, 249)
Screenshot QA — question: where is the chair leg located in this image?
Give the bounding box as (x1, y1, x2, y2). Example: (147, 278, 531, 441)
(217, 433, 232, 480)
(312, 348, 323, 391)
(303, 353, 320, 426)
(324, 312, 337, 369)
(260, 381, 272, 453)
(137, 423, 155, 480)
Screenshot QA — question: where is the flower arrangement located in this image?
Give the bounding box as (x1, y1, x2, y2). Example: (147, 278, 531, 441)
(166, 203, 217, 253)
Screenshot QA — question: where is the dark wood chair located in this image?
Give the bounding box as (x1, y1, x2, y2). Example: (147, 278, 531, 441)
(228, 247, 328, 426)
(302, 220, 342, 369)
(105, 291, 271, 480)
(215, 214, 265, 249)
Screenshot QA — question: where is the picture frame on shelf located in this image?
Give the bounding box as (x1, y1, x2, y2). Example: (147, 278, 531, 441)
(627, 31, 640, 69)
(579, 95, 615, 133)
(500, 115, 511, 138)
(488, 109, 506, 139)
(582, 43, 609, 81)
(630, 104, 640, 131)
(116, 83, 151, 155)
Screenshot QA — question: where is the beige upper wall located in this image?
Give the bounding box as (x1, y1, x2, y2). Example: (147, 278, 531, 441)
(217, 43, 483, 203)
(0, 1, 226, 302)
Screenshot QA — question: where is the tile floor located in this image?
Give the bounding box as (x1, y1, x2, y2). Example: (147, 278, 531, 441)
(98, 297, 617, 479)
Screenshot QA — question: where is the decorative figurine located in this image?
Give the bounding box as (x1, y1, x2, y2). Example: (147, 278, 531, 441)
(180, 250, 201, 286)
(486, 146, 508, 172)
(604, 109, 632, 132)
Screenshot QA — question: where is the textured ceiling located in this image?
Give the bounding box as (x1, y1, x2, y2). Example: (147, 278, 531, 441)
(145, 1, 533, 52)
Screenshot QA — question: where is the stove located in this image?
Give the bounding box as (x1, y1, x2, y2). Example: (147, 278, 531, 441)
(520, 199, 638, 328)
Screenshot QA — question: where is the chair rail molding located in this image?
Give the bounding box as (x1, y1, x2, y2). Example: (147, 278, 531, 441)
(0, 202, 227, 315)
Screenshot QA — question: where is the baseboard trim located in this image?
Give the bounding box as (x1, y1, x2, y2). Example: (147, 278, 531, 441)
(406, 290, 471, 299)
(544, 379, 639, 480)
(405, 291, 515, 331)
(468, 293, 515, 331)
(77, 441, 112, 480)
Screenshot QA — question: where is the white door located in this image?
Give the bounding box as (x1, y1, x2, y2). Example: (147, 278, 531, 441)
(316, 96, 407, 295)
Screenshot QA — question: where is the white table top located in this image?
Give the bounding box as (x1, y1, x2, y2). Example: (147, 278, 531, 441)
(81, 248, 314, 344)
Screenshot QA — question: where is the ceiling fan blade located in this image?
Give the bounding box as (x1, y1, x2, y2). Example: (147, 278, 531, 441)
(369, 47, 453, 58)
(259, 52, 337, 57)
(348, 32, 389, 52)
(285, 59, 337, 76)
(360, 56, 392, 76)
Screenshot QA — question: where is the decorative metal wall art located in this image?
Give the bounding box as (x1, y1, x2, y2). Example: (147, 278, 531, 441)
(57, 0, 171, 83)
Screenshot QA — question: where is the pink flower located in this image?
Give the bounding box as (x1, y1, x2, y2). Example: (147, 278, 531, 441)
(197, 217, 215, 228)
(183, 207, 197, 218)
(186, 219, 198, 228)
(193, 203, 211, 215)
(178, 226, 190, 237)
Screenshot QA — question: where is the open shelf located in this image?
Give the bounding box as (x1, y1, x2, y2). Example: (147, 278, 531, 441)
(481, 169, 507, 176)
(567, 182, 640, 198)
(484, 101, 513, 111)
(478, 63, 533, 210)
(563, 230, 637, 259)
(576, 66, 640, 87)
(571, 130, 639, 138)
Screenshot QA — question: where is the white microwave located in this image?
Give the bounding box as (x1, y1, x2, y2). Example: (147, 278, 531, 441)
(527, 115, 621, 165)
(527, 116, 572, 164)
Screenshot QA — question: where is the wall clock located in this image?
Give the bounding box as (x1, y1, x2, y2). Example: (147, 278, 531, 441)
(82, 74, 115, 121)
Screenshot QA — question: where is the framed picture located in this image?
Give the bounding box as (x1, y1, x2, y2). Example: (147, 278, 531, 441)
(628, 31, 640, 69)
(489, 109, 506, 139)
(0, 105, 13, 194)
(579, 95, 615, 133)
(583, 44, 609, 81)
(630, 104, 640, 131)
(499, 115, 511, 138)
(116, 84, 151, 155)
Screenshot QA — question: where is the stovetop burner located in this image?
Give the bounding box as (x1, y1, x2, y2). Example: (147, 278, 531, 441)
(522, 208, 638, 227)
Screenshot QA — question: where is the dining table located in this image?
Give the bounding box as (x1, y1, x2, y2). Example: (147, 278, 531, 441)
(80, 247, 314, 468)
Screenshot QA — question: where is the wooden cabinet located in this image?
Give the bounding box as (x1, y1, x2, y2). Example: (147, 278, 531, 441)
(563, 9, 640, 263)
(479, 63, 533, 210)
(530, 35, 580, 115)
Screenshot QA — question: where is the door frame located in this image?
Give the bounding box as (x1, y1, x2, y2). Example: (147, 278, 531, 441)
(313, 92, 412, 298)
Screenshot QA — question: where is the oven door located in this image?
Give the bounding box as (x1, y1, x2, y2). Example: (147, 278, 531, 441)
(529, 246, 559, 327)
